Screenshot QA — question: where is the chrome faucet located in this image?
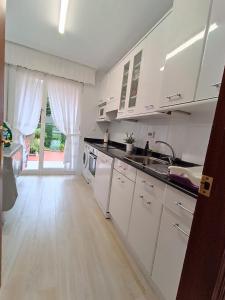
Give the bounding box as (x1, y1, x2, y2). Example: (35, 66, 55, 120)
(155, 140, 176, 164)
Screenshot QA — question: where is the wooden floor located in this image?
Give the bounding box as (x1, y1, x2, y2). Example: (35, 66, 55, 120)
(0, 176, 158, 300)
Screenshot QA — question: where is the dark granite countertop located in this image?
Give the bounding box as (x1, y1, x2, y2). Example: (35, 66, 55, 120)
(84, 138, 199, 199)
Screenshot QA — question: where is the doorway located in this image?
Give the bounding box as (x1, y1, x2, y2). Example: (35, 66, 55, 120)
(24, 95, 66, 173)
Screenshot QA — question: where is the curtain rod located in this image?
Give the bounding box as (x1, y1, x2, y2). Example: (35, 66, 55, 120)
(5, 63, 85, 86)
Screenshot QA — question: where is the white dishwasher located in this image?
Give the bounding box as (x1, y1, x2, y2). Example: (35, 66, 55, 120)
(94, 151, 113, 218)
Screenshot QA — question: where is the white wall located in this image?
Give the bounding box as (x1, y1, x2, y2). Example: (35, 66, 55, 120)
(108, 109, 216, 165)
(77, 83, 108, 173)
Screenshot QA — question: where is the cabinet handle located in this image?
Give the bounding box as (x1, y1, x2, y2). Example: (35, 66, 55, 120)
(140, 195, 144, 199)
(175, 202, 193, 216)
(121, 180, 125, 184)
(144, 105, 154, 109)
(117, 177, 121, 180)
(173, 224, 189, 237)
(146, 201, 152, 205)
(211, 82, 221, 89)
(166, 93, 182, 101)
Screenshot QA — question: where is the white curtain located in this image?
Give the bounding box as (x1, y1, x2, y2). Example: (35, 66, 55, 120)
(47, 76, 81, 170)
(12, 68, 44, 163)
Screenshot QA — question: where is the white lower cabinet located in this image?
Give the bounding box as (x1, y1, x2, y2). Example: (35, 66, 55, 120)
(109, 169, 135, 237)
(127, 171, 165, 275)
(152, 187, 196, 300)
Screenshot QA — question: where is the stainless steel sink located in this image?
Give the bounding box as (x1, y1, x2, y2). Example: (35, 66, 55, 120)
(124, 155, 170, 177)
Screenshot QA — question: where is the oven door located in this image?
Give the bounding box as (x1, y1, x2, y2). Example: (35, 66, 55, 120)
(89, 152, 97, 176)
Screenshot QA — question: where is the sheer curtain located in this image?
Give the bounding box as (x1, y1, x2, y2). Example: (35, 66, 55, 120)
(47, 76, 81, 170)
(13, 67, 44, 162)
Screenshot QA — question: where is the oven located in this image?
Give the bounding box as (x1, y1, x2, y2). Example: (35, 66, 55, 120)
(89, 151, 97, 176)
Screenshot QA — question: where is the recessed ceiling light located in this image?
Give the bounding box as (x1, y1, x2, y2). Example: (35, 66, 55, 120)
(59, 0, 69, 34)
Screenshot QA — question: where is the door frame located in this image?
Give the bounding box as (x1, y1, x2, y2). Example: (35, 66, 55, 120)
(177, 68, 225, 299)
(0, 0, 5, 286)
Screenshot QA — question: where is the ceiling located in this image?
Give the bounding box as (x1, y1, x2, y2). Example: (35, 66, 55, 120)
(6, 0, 173, 71)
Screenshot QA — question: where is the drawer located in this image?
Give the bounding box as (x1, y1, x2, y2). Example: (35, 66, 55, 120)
(135, 170, 166, 204)
(114, 158, 137, 182)
(164, 185, 196, 229)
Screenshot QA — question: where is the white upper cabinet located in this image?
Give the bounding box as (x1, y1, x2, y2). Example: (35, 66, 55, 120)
(135, 14, 171, 115)
(106, 64, 123, 112)
(126, 42, 145, 116)
(98, 74, 109, 104)
(160, 0, 212, 107)
(196, 0, 225, 101)
(117, 54, 133, 118)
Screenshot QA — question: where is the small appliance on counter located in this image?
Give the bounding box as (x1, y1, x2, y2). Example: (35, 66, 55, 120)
(169, 165, 203, 192)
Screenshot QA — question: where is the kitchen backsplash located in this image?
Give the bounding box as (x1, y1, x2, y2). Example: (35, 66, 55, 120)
(108, 109, 216, 165)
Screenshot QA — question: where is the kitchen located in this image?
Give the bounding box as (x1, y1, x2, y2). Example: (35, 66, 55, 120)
(1, 0, 225, 299)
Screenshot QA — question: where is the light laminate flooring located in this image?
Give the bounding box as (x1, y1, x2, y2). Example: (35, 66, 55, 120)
(1, 176, 158, 300)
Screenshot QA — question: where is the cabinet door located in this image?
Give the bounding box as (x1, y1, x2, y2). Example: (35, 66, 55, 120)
(135, 14, 171, 115)
(106, 65, 123, 112)
(109, 169, 134, 237)
(126, 47, 143, 116)
(160, 0, 212, 107)
(117, 56, 132, 119)
(127, 172, 165, 274)
(152, 208, 191, 300)
(196, 0, 225, 101)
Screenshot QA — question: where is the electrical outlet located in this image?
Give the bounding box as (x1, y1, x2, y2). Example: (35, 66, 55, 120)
(148, 131, 155, 139)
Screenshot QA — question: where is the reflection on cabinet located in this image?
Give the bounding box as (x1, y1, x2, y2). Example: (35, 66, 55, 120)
(109, 169, 135, 237)
(196, 0, 225, 101)
(160, 0, 212, 107)
(152, 186, 196, 300)
(127, 171, 165, 275)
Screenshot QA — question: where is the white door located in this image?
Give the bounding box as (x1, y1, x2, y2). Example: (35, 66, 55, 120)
(152, 208, 190, 300)
(109, 169, 135, 237)
(196, 0, 225, 101)
(160, 0, 212, 107)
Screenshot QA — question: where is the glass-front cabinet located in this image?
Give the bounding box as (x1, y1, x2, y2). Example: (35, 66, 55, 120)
(119, 61, 130, 110)
(128, 51, 142, 109)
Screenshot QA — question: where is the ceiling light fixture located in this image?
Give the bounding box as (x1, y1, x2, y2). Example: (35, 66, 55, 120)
(59, 0, 69, 34)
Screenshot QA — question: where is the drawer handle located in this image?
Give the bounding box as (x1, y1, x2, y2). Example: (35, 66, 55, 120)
(121, 180, 125, 184)
(142, 180, 154, 188)
(211, 82, 221, 89)
(145, 105, 154, 109)
(166, 93, 182, 101)
(117, 177, 121, 180)
(140, 195, 152, 205)
(175, 202, 193, 216)
(173, 224, 189, 237)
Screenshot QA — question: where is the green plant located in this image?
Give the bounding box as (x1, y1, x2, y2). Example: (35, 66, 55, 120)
(124, 132, 135, 144)
(44, 124, 53, 148)
(34, 128, 41, 139)
(59, 143, 65, 152)
(30, 138, 40, 154)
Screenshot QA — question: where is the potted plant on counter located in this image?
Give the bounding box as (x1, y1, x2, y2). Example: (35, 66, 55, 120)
(124, 132, 135, 153)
